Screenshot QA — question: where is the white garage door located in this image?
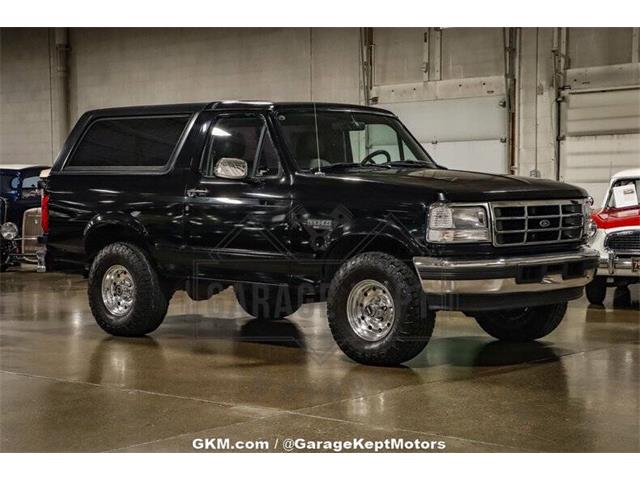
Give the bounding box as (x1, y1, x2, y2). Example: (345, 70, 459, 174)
(559, 88, 640, 205)
(378, 96, 508, 174)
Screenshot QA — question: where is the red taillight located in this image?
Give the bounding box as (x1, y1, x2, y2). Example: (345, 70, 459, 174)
(41, 193, 49, 234)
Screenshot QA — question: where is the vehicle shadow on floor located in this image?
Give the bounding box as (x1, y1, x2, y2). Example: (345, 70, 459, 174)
(159, 313, 566, 370)
(160, 314, 307, 349)
(408, 336, 562, 368)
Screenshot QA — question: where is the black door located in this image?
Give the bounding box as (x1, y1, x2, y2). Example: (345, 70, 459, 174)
(184, 113, 293, 284)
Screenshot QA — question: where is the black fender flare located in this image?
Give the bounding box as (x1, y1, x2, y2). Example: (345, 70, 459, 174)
(83, 213, 152, 259)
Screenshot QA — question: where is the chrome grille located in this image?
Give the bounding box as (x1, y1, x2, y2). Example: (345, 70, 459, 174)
(491, 199, 586, 247)
(21, 207, 42, 255)
(605, 230, 640, 255)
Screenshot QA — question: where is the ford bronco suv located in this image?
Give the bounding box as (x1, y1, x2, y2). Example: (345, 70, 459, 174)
(43, 101, 599, 365)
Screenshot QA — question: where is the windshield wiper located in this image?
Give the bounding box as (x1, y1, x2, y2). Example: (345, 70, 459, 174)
(387, 160, 430, 168)
(309, 162, 390, 172)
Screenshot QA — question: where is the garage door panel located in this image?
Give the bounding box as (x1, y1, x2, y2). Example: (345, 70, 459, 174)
(568, 89, 638, 108)
(567, 117, 640, 136)
(561, 87, 640, 205)
(378, 96, 507, 173)
(560, 133, 640, 204)
(568, 104, 639, 121)
(378, 97, 506, 143)
(423, 139, 507, 174)
(566, 88, 640, 136)
(562, 136, 640, 170)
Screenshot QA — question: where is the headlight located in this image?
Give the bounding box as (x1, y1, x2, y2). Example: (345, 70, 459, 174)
(1, 222, 19, 241)
(582, 198, 596, 238)
(427, 204, 490, 243)
(585, 218, 597, 239)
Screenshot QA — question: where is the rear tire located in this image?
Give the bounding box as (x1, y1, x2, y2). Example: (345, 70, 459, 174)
(327, 252, 434, 366)
(585, 276, 607, 305)
(88, 242, 168, 336)
(473, 303, 567, 342)
(234, 283, 302, 320)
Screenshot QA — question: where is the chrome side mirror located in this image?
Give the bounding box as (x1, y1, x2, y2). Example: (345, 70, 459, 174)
(214, 157, 248, 180)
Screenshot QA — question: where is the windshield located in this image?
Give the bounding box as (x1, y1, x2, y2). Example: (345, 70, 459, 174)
(276, 110, 437, 172)
(606, 178, 640, 209)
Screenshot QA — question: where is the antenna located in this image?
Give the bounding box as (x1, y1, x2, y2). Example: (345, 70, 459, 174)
(313, 103, 323, 175)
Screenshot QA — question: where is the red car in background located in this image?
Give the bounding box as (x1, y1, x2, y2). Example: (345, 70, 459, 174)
(586, 169, 640, 305)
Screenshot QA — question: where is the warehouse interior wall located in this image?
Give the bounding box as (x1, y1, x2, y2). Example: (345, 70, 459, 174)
(1, 27, 362, 165)
(1, 27, 638, 201)
(67, 28, 362, 122)
(0, 28, 54, 166)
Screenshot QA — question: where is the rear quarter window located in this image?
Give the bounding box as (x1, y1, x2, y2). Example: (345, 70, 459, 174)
(65, 115, 190, 170)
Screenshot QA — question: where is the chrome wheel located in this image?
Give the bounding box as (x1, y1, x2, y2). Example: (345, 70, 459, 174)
(101, 264, 135, 316)
(346, 279, 395, 341)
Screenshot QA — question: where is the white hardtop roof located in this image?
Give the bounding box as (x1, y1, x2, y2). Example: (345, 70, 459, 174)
(611, 168, 640, 181)
(0, 164, 49, 171)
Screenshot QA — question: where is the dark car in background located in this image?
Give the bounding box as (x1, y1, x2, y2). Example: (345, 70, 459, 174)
(0, 164, 49, 271)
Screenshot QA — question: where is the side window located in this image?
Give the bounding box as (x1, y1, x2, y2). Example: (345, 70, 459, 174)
(255, 131, 282, 177)
(20, 176, 40, 199)
(67, 115, 189, 169)
(22, 176, 40, 189)
(607, 179, 640, 208)
(203, 116, 281, 178)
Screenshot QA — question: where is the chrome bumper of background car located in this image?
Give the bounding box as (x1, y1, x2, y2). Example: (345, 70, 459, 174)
(598, 251, 640, 277)
(414, 246, 599, 294)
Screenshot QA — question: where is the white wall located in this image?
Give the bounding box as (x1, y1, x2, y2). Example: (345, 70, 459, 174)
(1, 27, 637, 180)
(515, 28, 557, 179)
(68, 28, 361, 122)
(1, 27, 361, 165)
(0, 28, 53, 165)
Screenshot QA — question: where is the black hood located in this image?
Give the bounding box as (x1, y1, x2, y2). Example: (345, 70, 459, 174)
(325, 167, 587, 203)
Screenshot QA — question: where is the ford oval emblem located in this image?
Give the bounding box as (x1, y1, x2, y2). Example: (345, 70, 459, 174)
(539, 219, 551, 228)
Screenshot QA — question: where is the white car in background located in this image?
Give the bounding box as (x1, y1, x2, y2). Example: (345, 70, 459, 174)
(586, 169, 640, 305)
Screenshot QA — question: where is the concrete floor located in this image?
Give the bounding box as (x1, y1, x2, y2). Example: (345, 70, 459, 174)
(1, 270, 638, 453)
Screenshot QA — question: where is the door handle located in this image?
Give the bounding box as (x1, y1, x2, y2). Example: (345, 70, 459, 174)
(186, 188, 208, 198)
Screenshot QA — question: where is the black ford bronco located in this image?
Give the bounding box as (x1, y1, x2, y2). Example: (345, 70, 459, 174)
(43, 101, 599, 365)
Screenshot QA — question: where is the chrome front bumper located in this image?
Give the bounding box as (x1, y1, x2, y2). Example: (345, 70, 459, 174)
(598, 251, 640, 277)
(414, 246, 599, 295)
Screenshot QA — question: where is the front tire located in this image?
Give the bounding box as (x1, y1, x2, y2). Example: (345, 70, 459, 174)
(472, 302, 567, 342)
(327, 252, 434, 366)
(585, 276, 607, 305)
(88, 242, 168, 336)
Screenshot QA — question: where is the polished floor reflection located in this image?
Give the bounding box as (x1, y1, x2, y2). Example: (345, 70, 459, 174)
(1, 270, 638, 452)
